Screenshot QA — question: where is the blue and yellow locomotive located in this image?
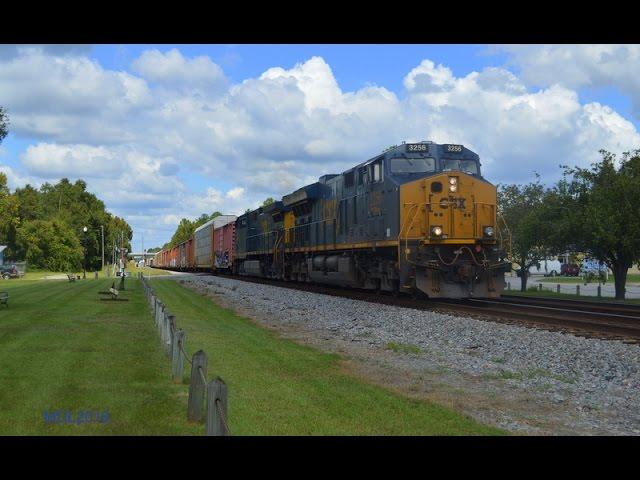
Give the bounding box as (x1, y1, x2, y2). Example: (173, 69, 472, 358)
(235, 141, 511, 298)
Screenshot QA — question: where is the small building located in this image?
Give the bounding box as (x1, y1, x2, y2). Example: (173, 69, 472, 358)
(0, 246, 6, 266)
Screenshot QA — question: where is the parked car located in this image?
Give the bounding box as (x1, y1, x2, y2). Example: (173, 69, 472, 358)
(0, 264, 21, 279)
(560, 263, 581, 276)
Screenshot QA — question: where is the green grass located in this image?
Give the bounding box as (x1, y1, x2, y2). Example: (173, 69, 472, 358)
(1, 265, 172, 283)
(129, 265, 172, 277)
(0, 278, 202, 435)
(148, 278, 503, 435)
(386, 342, 422, 355)
(502, 289, 640, 304)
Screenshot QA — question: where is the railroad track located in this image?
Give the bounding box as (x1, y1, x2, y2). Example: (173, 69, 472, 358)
(195, 272, 640, 344)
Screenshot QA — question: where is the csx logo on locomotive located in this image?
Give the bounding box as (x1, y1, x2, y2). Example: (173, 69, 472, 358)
(438, 197, 466, 209)
(155, 141, 511, 299)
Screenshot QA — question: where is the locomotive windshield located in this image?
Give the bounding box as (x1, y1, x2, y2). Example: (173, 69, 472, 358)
(389, 157, 436, 174)
(442, 159, 479, 175)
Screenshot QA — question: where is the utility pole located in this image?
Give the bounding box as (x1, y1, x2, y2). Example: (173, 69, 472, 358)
(101, 225, 105, 274)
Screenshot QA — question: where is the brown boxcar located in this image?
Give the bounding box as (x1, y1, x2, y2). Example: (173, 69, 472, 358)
(213, 216, 237, 270)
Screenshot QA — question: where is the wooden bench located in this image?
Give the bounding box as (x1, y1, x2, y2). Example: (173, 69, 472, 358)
(0, 291, 8, 308)
(67, 274, 76, 282)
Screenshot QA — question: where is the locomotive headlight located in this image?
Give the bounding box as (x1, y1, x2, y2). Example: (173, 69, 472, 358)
(449, 177, 458, 192)
(431, 226, 443, 237)
(483, 226, 495, 237)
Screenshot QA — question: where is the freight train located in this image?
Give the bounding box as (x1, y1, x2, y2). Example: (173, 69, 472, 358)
(154, 141, 512, 298)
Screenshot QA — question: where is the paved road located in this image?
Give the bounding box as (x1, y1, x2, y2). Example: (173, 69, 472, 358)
(506, 275, 640, 299)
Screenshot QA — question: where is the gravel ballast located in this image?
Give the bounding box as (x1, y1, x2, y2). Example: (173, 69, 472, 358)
(176, 274, 640, 435)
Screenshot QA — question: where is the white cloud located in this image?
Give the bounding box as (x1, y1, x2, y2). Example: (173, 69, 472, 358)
(131, 48, 228, 95)
(0, 50, 152, 143)
(20, 143, 123, 178)
(3, 47, 640, 248)
(0, 164, 42, 190)
(226, 186, 245, 200)
(496, 45, 640, 116)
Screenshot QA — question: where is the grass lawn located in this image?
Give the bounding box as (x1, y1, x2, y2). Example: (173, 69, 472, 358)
(0, 278, 202, 435)
(127, 265, 173, 277)
(148, 278, 503, 435)
(502, 289, 640, 304)
(2, 265, 173, 283)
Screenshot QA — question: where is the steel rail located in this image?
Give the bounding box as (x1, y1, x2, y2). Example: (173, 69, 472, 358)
(198, 272, 640, 344)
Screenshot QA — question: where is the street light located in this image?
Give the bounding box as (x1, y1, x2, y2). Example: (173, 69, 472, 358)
(82, 226, 88, 280)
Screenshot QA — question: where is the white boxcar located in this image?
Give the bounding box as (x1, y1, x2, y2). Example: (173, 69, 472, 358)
(193, 215, 236, 269)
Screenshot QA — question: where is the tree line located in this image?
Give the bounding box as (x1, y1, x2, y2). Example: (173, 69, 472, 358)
(498, 149, 640, 300)
(0, 175, 133, 272)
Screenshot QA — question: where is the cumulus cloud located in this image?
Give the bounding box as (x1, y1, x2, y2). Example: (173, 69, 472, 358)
(131, 48, 228, 95)
(20, 143, 123, 178)
(2, 47, 640, 248)
(496, 45, 640, 117)
(0, 45, 93, 61)
(0, 164, 42, 190)
(0, 50, 151, 143)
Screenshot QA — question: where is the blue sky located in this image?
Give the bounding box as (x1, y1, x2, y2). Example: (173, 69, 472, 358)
(1, 44, 640, 251)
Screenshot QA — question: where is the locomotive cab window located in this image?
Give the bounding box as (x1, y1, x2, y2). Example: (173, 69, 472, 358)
(368, 160, 382, 183)
(442, 159, 479, 175)
(390, 157, 435, 174)
(344, 170, 355, 188)
(358, 166, 366, 185)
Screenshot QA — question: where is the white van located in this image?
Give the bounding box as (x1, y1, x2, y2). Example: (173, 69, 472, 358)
(528, 258, 562, 277)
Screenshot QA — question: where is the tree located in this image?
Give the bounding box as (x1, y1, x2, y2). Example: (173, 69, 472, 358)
(0, 175, 132, 271)
(498, 177, 554, 292)
(262, 197, 275, 207)
(16, 219, 83, 271)
(164, 211, 224, 249)
(558, 150, 640, 300)
(169, 218, 195, 247)
(0, 173, 20, 260)
(0, 106, 8, 144)
(14, 184, 43, 222)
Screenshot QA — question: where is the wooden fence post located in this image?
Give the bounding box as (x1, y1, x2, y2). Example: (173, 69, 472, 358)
(576, 284, 580, 296)
(152, 296, 158, 323)
(188, 350, 208, 422)
(172, 329, 185, 383)
(161, 309, 167, 345)
(164, 313, 174, 356)
(557, 284, 560, 293)
(206, 378, 229, 436)
(157, 303, 164, 338)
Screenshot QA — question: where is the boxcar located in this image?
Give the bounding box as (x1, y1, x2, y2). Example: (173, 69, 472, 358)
(213, 216, 237, 270)
(194, 215, 237, 271)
